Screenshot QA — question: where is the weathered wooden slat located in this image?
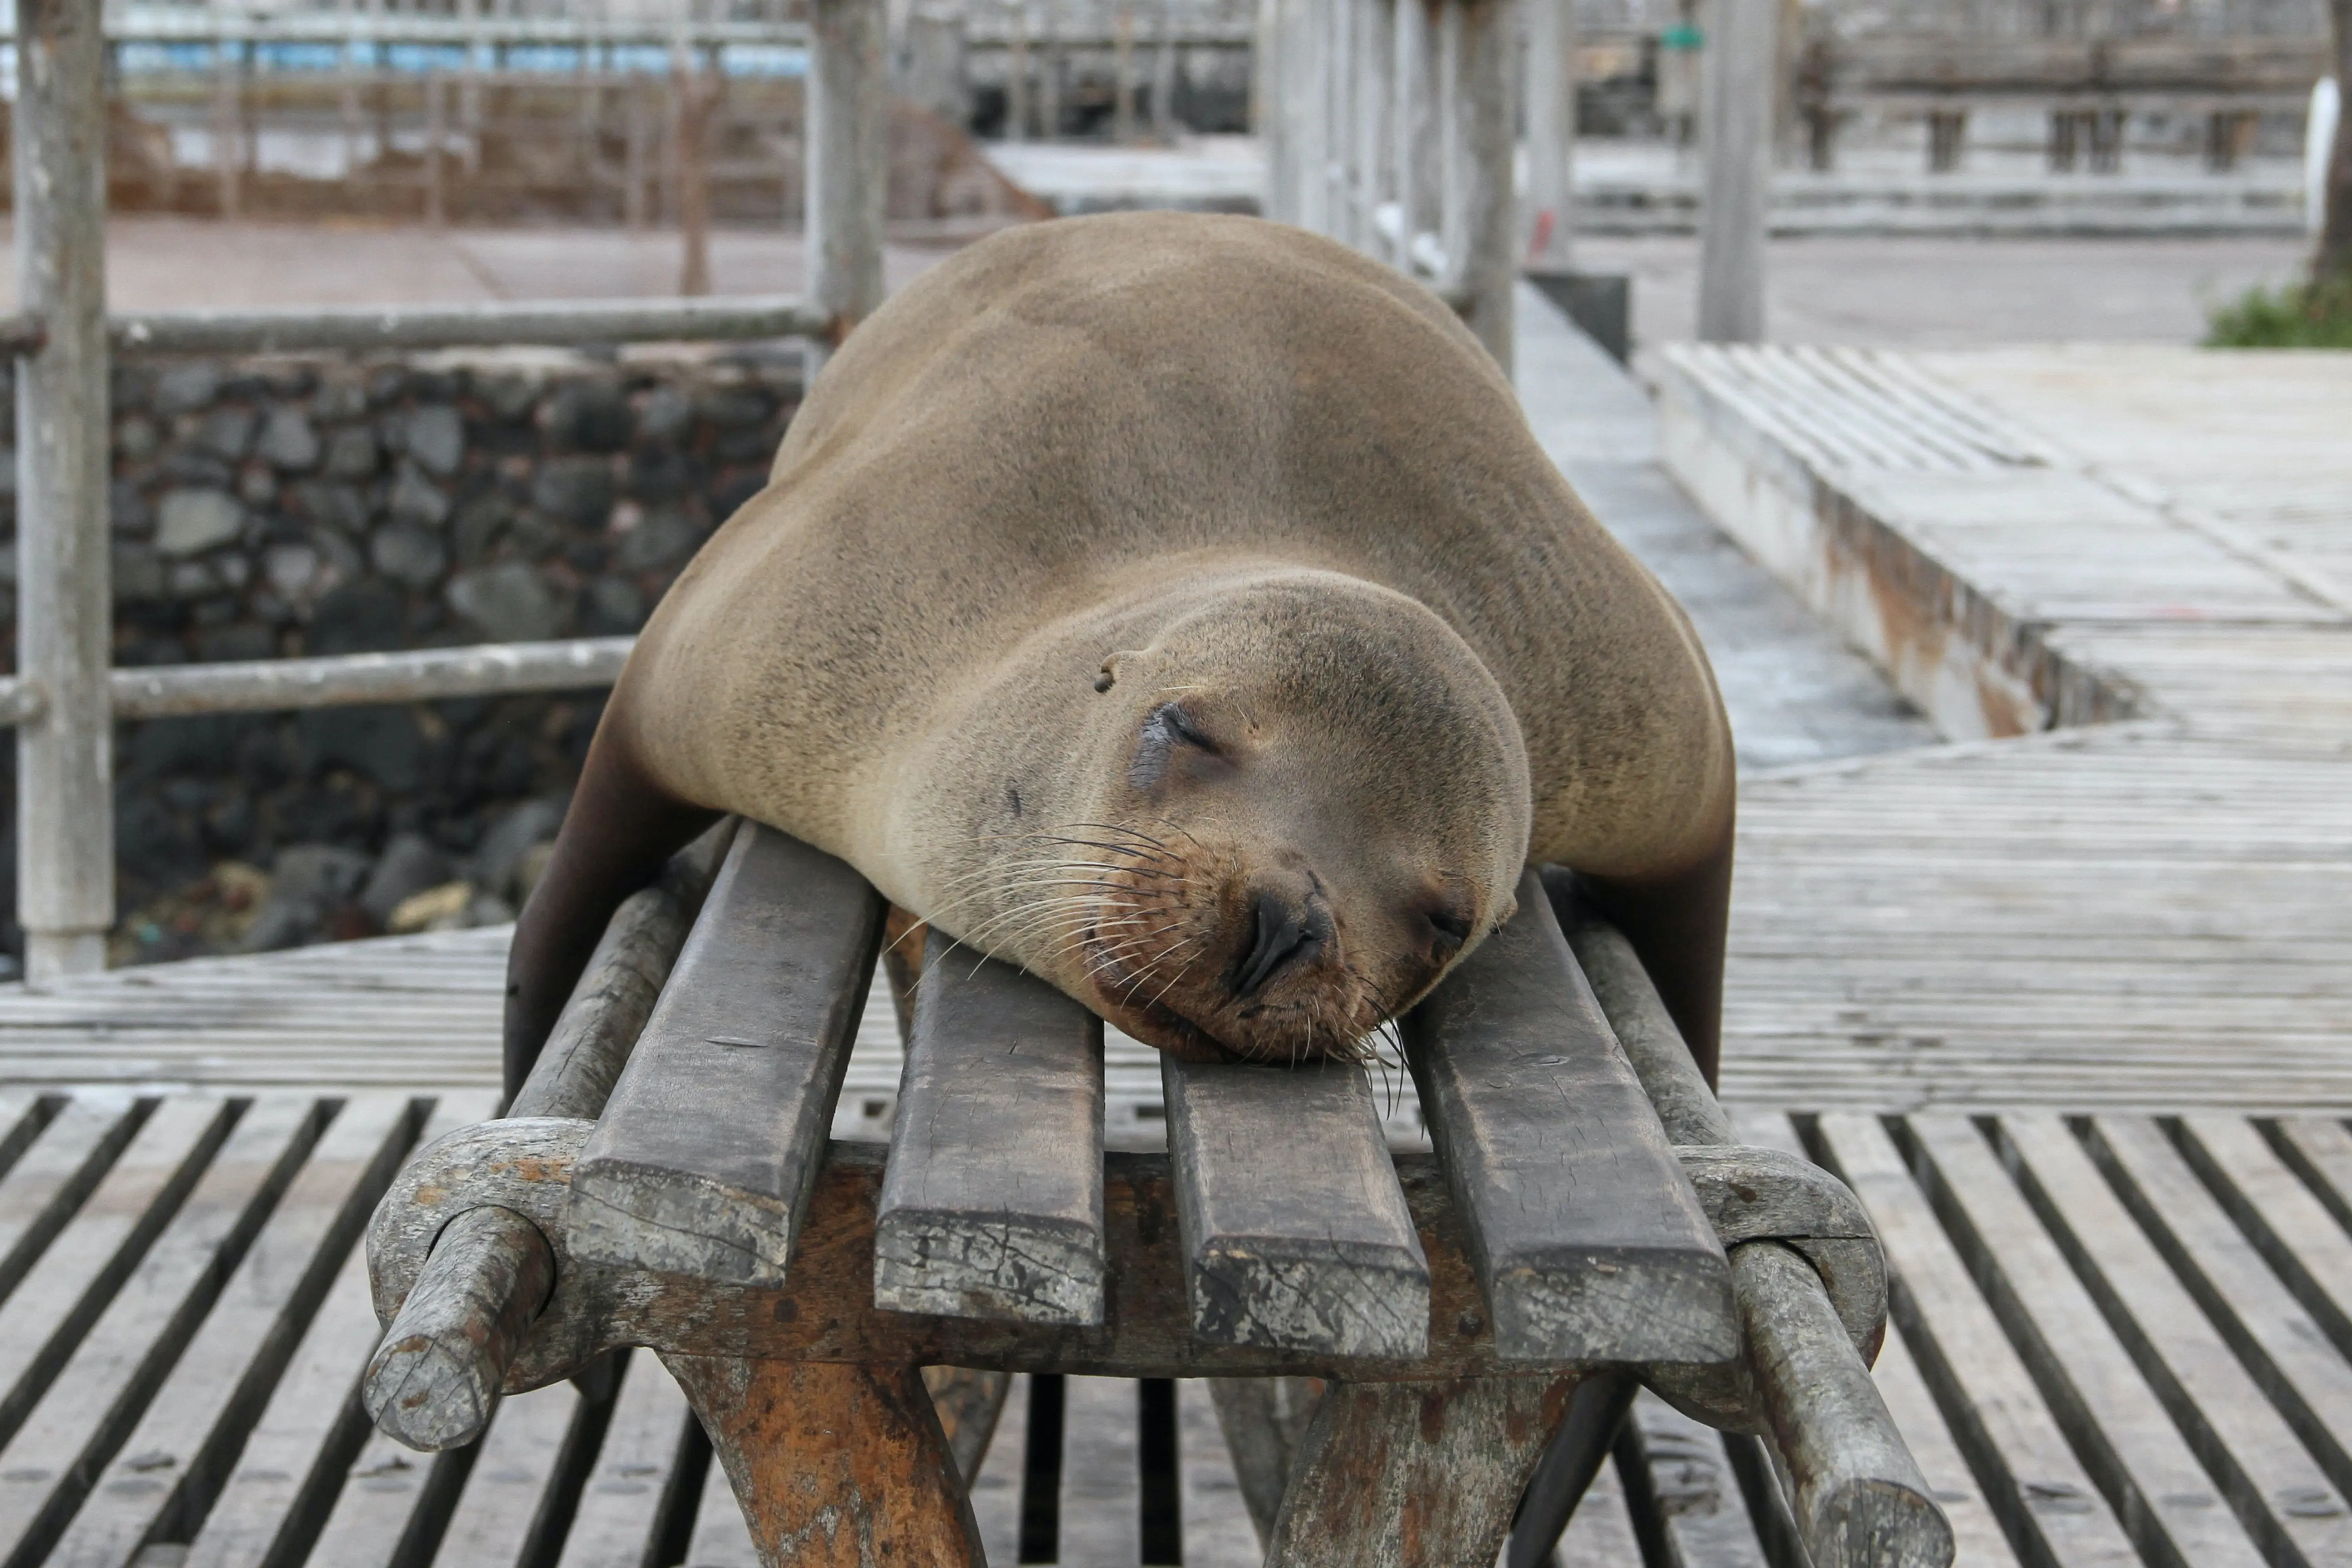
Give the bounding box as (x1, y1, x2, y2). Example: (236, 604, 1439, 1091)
(2176, 1115, 2352, 1353)
(874, 936, 1105, 1325)
(1162, 1056, 1427, 1358)
(52, 1093, 423, 1568)
(0, 1094, 323, 1568)
(1991, 1113, 2352, 1568)
(301, 1421, 466, 1568)
(551, 1350, 698, 1568)
(0, 1095, 150, 1306)
(2082, 1116, 2352, 1509)
(569, 824, 885, 1285)
(430, 1380, 584, 1568)
(1901, 1113, 2264, 1568)
(1176, 1378, 1261, 1568)
(1553, 1436, 1644, 1567)
(186, 1092, 498, 1568)
(1870, 1326, 2022, 1568)
(1206, 1376, 1323, 1546)
(1405, 870, 1732, 1362)
(1623, 1389, 1771, 1568)
(0, 1097, 235, 1442)
(1813, 1113, 2140, 1568)
(965, 1372, 1030, 1567)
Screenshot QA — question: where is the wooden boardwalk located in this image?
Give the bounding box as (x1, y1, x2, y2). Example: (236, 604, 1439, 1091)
(0, 337, 2342, 1565)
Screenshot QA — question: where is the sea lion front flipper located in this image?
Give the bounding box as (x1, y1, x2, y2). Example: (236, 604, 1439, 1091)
(503, 723, 720, 1101)
(1540, 828, 1734, 1090)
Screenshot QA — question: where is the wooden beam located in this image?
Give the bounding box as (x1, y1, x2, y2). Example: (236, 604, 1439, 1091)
(874, 936, 1108, 1325)
(1406, 870, 1735, 1364)
(808, 0, 888, 343)
(1163, 1056, 1429, 1358)
(14, 0, 114, 983)
(567, 824, 885, 1286)
(1698, 0, 1776, 341)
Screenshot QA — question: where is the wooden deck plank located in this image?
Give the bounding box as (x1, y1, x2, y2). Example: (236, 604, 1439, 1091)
(0, 1097, 152, 1303)
(1175, 1377, 1259, 1568)
(429, 1381, 582, 1568)
(967, 1372, 1029, 1567)
(1553, 1441, 1643, 1568)
(51, 1093, 421, 1568)
(1902, 1114, 2265, 1568)
(186, 1091, 497, 1568)
(875, 939, 1106, 1326)
(1622, 1390, 1771, 1568)
(1991, 1113, 2352, 1568)
(1815, 1112, 2141, 1568)
(2080, 1117, 2352, 1502)
(0, 1095, 323, 1568)
(681, 1446, 759, 1568)
(550, 1351, 697, 1568)
(568, 824, 885, 1286)
(1057, 1376, 1141, 1566)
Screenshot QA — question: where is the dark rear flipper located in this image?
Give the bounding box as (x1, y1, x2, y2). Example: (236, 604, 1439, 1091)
(504, 725, 720, 1100)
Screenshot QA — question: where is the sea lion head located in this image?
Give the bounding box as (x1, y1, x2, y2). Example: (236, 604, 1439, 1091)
(907, 569, 1530, 1064)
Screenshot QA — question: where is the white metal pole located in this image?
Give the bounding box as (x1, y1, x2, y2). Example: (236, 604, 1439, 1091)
(808, 0, 888, 354)
(15, 0, 114, 982)
(1697, 0, 1774, 342)
(1524, 0, 1574, 268)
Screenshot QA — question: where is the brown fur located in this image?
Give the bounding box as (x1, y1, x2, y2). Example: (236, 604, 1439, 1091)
(507, 212, 1735, 1092)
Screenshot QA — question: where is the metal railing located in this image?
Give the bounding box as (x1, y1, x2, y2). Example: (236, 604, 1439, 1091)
(9, 0, 889, 984)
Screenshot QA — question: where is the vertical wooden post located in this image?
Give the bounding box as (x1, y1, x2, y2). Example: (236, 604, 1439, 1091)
(15, 0, 114, 983)
(1007, 4, 1030, 142)
(1295, 0, 1329, 231)
(808, 0, 888, 350)
(1037, 0, 1061, 139)
(213, 34, 242, 218)
(1113, 10, 1137, 144)
(1354, 0, 1387, 255)
(625, 79, 651, 231)
(1389, 0, 1424, 269)
(340, 0, 365, 182)
(1524, 0, 1574, 267)
(459, 0, 483, 176)
(1454, 0, 1516, 373)
(1328, 0, 1353, 245)
(1152, 0, 1177, 142)
(675, 48, 714, 296)
(1697, 0, 1774, 342)
(425, 72, 448, 229)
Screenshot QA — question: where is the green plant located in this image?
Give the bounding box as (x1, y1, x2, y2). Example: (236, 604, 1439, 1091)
(2204, 271, 2352, 349)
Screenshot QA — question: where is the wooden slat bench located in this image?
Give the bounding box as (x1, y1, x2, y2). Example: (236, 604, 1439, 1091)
(358, 819, 1941, 1568)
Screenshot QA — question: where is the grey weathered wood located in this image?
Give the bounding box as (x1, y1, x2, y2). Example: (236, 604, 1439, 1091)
(1522, 0, 1574, 269)
(1559, 909, 1729, 1147)
(1869, 1324, 2022, 1568)
(1163, 1055, 1427, 1358)
(432, 1380, 583, 1568)
(0, 1098, 235, 1441)
(1060, 1375, 1144, 1566)
(965, 1372, 1030, 1565)
(1505, 1372, 1638, 1568)
(513, 820, 732, 1122)
(186, 1092, 498, 1568)
(568, 823, 885, 1284)
(1553, 1429, 1644, 1568)
(807, 0, 887, 341)
(111, 296, 828, 358)
(0, 1095, 149, 1300)
(365, 827, 725, 1452)
(1451, 0, 1514, 372)
(97, 639, 634, 725)
(1405, 869, 1732, 1363)
(1814, 1113, 2138, 1568)
(50, 1094, 421, 1568)
(1991, 1113, 2352, 1568)
(920, 1365, 1014, 1484)
(305, 1420, 468, 1568)
(874, 935, 1106, 1325)
(1697, 0, 1774, 342)
(2177, 1114, 2352, 1356)
(364, 1204, 556, 1452)
(1181, 1378, 1264, 1568)
(1624, 1390, 1772, 1568)
(553, 1350, 699, 1568)
(13, 0, 116, 980)
(0, 1095, 320, 1567)
(1207, 1375, 1324, 1545)
(1264, 1373, 1577, 1568)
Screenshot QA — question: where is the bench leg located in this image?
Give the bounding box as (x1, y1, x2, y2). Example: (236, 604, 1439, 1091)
(663, 1355, 985, 1568)
(1264, 1375, 1581, 1568)
(1208, 1375, 1326, 1544)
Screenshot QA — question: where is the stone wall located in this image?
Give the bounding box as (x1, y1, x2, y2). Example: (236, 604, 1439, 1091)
(0, 346, 804, 975)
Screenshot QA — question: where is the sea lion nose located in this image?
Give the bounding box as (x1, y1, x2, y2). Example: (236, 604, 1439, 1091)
(1230, 885, 1333, 998)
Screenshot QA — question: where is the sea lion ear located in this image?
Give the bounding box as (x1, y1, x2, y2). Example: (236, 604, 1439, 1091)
(1094, 649, 1148, 693)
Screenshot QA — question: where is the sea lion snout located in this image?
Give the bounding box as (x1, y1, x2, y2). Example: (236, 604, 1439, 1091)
(1229, 878, 1333, 999)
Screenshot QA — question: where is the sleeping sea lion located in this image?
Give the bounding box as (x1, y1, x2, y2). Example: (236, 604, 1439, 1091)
(505, 211, 1735, 1094)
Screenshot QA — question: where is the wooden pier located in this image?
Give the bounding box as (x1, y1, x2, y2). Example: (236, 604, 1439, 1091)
(0, 340, 2345, 1565)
